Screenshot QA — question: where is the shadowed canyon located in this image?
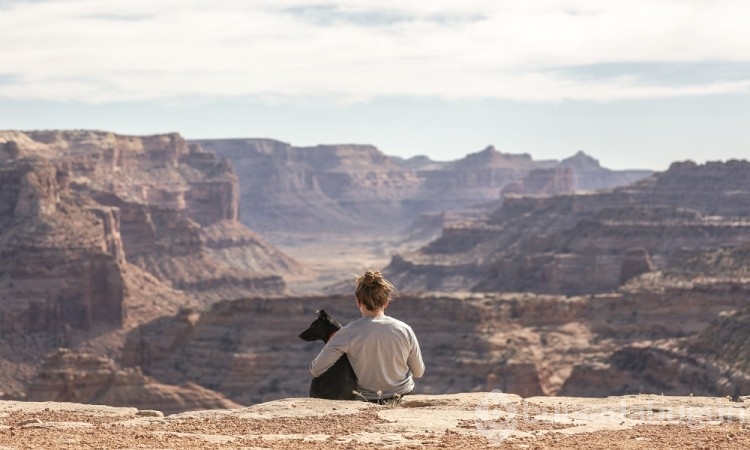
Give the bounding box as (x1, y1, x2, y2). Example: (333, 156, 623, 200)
(1, 130, 749, 416)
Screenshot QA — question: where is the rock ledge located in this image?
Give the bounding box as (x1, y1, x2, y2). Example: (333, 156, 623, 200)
(2, 393, 750, 448)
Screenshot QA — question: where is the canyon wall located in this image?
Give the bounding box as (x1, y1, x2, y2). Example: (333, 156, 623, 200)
(4, 130, 747, 414)
(0, 131, 300, 318)
(118, 277, 750, 406)
(0, 158, 126, 334)
(0, 130, 304, 399)
(389, 160, 750, 295)
(25, 348, 242, 415)
(194, 139, 650, 235)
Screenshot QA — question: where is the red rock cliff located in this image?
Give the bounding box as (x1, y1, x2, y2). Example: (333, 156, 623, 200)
(0, 158, 126, 333)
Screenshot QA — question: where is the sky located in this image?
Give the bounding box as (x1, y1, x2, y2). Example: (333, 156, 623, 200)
(1, 0, 749, 171)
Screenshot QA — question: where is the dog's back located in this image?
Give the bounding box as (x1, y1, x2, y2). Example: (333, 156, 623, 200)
(299, 310, 357, 400)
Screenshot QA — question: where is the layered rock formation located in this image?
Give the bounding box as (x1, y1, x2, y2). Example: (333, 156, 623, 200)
(550, 240, 750, 398)
(194, 139, 650, 235)
(25, 348, 241, 415)
(118, 275, 750, 405)
(501, 167, 575, 197)
(5, 129, 747, 415)
(389, 160, 750, 295)
(559, 151, 651, 192)
(559, 301, 750, 399)
(0, 130, 303, 400)
(0, 157, 126, 333)
(0, 130, 301, 315)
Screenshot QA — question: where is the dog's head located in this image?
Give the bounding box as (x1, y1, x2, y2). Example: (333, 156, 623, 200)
(299, 309, 343, 343)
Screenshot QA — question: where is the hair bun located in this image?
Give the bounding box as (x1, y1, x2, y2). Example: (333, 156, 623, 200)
(355, 270, 395, 311)
(362, 270, 383, 287)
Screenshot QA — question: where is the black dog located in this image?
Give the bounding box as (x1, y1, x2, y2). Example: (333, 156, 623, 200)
(299, 309, 357, 400)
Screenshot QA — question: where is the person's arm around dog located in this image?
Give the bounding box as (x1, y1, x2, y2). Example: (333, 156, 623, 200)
(310, 330, 349, 377)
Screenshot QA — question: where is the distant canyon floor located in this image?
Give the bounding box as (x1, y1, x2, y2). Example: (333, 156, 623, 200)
(266, 232, 402, 294)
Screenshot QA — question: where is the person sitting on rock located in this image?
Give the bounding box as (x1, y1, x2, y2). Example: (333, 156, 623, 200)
(310, 270, 425, 403)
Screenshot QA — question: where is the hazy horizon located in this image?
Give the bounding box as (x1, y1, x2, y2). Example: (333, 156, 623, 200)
(1, 0, 749, 171)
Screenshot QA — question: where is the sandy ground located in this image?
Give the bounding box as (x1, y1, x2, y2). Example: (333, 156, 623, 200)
(2, 393, 750, 449)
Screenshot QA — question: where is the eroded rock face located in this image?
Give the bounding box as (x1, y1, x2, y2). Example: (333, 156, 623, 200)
(194, 139, 650, 235)
(690, 303, 750, 376)
(119, 278, 750, 405)
(0, 158, 126, 333)
(25, 348, 242, 415)
(0, 130, 302, 399)
(560, 342, 750, 399)
(389, 160, 750, 295)
(0, 131, 238, 224)
(0, 131, 300, 314)
(501, 168, 575, 197)
(6, 131, 748, 411)
(559, 151, 651, 192)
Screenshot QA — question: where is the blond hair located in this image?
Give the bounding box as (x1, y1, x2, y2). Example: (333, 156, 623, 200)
(355, 270, 395, 311)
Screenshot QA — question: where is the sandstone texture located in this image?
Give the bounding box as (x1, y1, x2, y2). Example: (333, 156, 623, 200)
(23, 348, 241, 416)
(194, 139, 650, 236)
(0, 157, 127, 333)
(4, 129, 750, 429)
(0, 130, 303, 401)
(389, 160, 750, 295)
(0, 131, 299, 321)
(118, 279, 750, 406)
(1, 393, 749, 449)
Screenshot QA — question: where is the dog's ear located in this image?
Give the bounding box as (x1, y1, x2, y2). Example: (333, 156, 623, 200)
(317, 309, 330, 319)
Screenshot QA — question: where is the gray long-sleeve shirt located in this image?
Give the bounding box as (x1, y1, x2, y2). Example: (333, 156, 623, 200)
(310, 314, 425, 400)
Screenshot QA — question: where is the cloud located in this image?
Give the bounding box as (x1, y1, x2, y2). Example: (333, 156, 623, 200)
(0, 0, 749, 104)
